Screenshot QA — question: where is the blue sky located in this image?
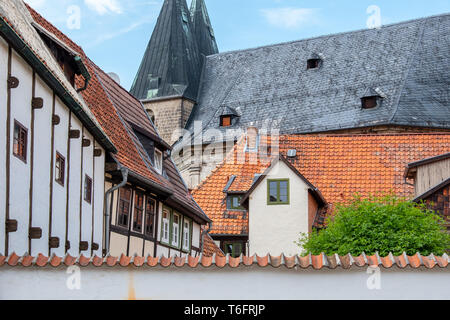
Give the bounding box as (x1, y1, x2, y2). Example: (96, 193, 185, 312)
(26, 0, 450, 91)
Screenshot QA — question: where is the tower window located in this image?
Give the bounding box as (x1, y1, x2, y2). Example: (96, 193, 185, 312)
(307, 59, 321, 70)
(361, 96, 378, 109)
(220, 115, 232, 127)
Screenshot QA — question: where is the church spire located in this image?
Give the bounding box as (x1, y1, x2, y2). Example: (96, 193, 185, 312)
(130, 0, 201, 101)
(190, 0, 219, 57)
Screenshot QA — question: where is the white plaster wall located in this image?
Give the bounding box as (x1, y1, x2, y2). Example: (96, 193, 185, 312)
(66, 116, 82, 256)
(110, 232, 127, 257)
(92, 142, 105, 256)
(157, 245, 169, 257)
(249, 161, 309, 256)
(31, 75, 53, 255)
(0, 266, 448, 300)
(192, 222, 200, 249)
(9, 51, 32, 255)
(81, 130, 94, 253)
(50, 96, 69, 256)
(129, 236, 143, 256)
(143, 240, 154, 257)
(0, 37, 8, 254)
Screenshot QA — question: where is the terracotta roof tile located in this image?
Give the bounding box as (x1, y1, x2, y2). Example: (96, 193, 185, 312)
(193, 133, 450, 236)
(1, 253, 447, 269)
(202, 233, 225, 257)
(26, 5, 207, 221)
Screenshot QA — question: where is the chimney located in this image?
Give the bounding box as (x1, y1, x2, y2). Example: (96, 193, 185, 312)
(246, 125, 259, 152)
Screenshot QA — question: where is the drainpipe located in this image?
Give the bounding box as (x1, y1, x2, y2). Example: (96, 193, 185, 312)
(74, 56, 91, 93)
(200, 221, 212, 256)
(104, 166, 128, 255)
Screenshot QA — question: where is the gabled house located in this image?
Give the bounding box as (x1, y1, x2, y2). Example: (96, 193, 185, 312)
(0, 0, 116, 257)
(405, 153, 450, 230)
(25, 2, 214, 258)
(239, 155, 327, 256)
(193, 129, 450, 256)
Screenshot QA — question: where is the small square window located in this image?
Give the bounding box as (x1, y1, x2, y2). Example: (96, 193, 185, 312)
(307, 59, 321, 70)
(227, 195, 245, 210)
(220, 115, 232, 127)
(55, 152, 65, 186)
(361, 96, 378, 109)
(84, 175, 92, 204)
(267, 179, 290, 205)
(13, 120, 28, 163)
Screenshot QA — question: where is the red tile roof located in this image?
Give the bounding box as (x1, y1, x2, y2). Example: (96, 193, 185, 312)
(1, 252, 447, 269)
(193, 133, 450, 235)
(202, 233, 225, 257)
(26, 5, 208, 222)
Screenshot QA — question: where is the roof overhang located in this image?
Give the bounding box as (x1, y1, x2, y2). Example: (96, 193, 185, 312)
(240, 155, 327, 208)
(413, 177, 450, 203)
(0, 16, 116, 153)
(405, 152, 450, 179)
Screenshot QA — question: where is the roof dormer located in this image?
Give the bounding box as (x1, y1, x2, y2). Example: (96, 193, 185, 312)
(361, 87, 385, 109)
(307, 53, 324, 70)
(32, 22, 90, 91)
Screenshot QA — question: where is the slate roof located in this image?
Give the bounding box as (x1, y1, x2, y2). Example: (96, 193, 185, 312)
(130, 0, 202, 101)
(190, 0, 218, 58)
(192, 133, 450, 236)
(186, 14, 450, 142)
(27, 4, 209, 224)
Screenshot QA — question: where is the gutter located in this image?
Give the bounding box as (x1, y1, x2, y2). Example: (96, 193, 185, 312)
(104, 166, 129, 255)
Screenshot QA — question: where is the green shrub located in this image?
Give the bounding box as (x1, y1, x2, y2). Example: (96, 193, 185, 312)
(297, 194, 450, 257)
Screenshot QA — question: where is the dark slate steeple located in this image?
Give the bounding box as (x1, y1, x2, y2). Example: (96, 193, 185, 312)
(130, 0, 201, 101)
(190, 0, 219, 57)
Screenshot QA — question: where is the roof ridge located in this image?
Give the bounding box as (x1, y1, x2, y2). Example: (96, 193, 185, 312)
(389, 18, 428, 123)
(206, 13, 450, 59)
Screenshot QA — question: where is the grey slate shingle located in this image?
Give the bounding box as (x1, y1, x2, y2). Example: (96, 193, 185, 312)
(185, 14, 450, 143)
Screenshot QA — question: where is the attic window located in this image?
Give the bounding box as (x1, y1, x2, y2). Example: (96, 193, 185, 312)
(220, 115, 232, 127)
(307, 59, 321, 70)
(361, 96, 379, 109)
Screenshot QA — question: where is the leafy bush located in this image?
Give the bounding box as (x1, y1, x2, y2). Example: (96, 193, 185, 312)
(297, 194, 450, 257)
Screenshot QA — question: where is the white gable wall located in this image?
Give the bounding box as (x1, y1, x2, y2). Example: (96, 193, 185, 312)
(0, 35, 106, 257)
(30, 75, 53, 255)
(9, 50, 33, 256)
(248, 160, 309, 256)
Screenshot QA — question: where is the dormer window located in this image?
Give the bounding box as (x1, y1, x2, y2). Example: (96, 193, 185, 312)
(220, 115, 232, 127)
(361, 88, 384, 109)
(307, 58, 321, 70)
(361, 96, 378, 109)
(154, 148, 163, 174)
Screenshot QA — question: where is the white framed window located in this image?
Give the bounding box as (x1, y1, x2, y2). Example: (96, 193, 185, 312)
(182, 219, 191, 252)
(154, 148, 163, 174)
(161, 208, 170, 244)
(171, 213, 180, 248)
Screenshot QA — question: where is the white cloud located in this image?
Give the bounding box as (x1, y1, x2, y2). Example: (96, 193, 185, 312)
(84, 0, 123, 15)
(261, 7, 319, 29)
(86, 18, 152, 48)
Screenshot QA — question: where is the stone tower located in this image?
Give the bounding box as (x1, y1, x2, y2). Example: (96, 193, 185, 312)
(130, 0, 218, 144)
